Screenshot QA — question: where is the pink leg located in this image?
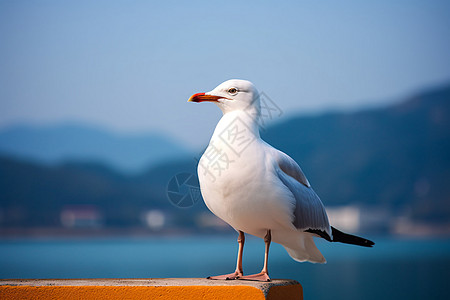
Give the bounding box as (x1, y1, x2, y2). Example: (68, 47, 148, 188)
(239, 230, 271, 282)
(208, 230, 245, 280)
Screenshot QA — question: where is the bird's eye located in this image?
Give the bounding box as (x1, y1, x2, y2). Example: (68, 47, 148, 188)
(227, 87, 238, 95)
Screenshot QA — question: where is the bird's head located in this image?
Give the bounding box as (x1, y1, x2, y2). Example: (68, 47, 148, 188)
(188, 79, 260, 115)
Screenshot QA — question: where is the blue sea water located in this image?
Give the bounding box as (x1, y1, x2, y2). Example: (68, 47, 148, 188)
(0, 236, 449, 300)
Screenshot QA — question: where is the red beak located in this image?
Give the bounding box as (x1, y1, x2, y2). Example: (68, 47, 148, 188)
(188, 92, 224, 103)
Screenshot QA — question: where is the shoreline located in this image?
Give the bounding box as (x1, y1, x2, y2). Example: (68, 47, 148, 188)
(0, 227, 449, 240)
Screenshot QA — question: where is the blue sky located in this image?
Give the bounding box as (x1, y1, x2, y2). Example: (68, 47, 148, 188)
(1, 0, 449, 148)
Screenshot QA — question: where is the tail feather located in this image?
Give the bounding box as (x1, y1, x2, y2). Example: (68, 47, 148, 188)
(283, 233, 326, 264)
(331, 227, 374, 247)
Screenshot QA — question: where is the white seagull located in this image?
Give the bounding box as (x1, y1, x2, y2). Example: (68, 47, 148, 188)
(188, 79, 374, 282)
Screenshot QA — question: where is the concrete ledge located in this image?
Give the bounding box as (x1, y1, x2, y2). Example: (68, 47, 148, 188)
(0, 278, 302, 299)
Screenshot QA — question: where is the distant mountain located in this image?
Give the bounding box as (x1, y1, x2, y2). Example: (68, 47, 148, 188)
(0, 123, 192, 173)
(0, 84, 449, 232)
(0, 155, 204, 229)
(261, 84, 450, 222)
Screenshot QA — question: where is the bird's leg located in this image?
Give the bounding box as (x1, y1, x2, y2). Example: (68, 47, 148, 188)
(235, 230, 245, 275)
(261, 230, 271, 275)
(207, 230, 245, 280)
(239, 230, 271, 282)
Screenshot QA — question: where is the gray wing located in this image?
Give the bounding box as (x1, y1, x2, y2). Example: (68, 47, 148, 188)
(276, 150, 311, 188)
(273, 149, 331, 237)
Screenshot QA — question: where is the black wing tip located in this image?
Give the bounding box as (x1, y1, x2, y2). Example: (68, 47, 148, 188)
(331, 226, 375, 247)
(361, 239, 375, 247)
(304, 227, 375, 247)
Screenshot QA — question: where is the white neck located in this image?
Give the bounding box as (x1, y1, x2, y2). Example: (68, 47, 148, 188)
(211, 110, 261, 143)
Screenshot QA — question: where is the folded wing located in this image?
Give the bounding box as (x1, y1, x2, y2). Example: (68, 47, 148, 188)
(274, 149, 331, 238)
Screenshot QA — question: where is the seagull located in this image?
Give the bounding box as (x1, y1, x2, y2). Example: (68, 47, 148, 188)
(188, 79, 374, 282)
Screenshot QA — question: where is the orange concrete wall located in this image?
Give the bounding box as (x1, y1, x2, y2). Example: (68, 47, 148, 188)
(0, 279, 303, 300)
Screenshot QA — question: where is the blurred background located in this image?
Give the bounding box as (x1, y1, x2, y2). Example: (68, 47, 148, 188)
(1, 1, 449, 299)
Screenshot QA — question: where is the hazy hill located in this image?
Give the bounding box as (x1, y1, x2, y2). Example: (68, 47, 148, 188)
(262, 84, 450, 222)
(0, 155, 203, 228)
(0, 123, 192, 174)
(0, 84, 449, 231)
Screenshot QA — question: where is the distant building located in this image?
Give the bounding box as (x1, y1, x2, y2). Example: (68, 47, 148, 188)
(60, 206, 103, 228)
(326, 205, 391, 234)
(326, 206, 361, 233)
(142, 210, 166, 230)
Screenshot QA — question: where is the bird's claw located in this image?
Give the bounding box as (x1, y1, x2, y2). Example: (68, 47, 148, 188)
(238, 272, 271, 282)
(207, 271, 243, 280)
